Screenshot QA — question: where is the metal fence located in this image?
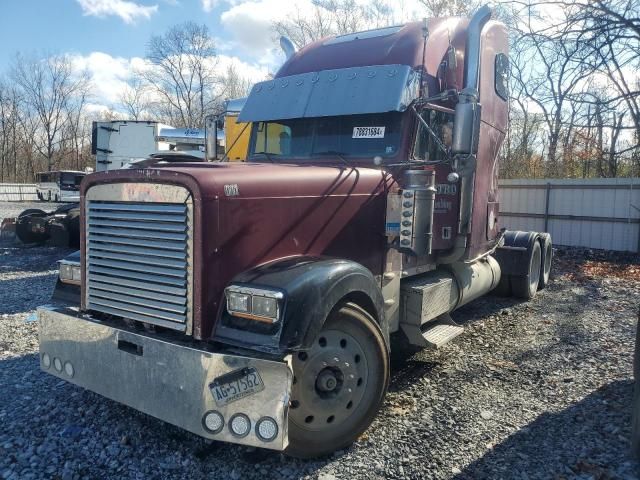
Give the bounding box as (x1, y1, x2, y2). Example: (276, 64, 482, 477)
(499, 178, 640, 253)
(0, 183, 37, 202)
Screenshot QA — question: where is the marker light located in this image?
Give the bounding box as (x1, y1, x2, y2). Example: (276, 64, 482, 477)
(202, 411, 224, 434)
(42, 353, 51, 369)
(255, 417, 278, 442)
(53, 357, 63, 372)
(229, 413, 251, 437)
(58, 260, 81, 285)
(64, 361, 74, 378)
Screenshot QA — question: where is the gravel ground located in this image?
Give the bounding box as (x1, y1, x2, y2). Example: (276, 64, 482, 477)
(1, 201, 639, 480)
(0, 201, 65, 220)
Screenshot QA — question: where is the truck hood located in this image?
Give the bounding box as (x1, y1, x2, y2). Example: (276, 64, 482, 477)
(81, 162, 393, 340)
(148, 161, 390, 199)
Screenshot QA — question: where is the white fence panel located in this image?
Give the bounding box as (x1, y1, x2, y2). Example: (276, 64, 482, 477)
(499, 178, 640, 253)
(0, 183, 38, 202)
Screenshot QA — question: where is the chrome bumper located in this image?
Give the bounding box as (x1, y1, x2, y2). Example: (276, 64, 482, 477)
(38, 306, 292, 450)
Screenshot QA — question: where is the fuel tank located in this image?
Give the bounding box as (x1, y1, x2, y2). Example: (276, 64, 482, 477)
(81, 162, 392, 339)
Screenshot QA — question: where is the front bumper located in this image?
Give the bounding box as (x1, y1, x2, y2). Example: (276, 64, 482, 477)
(38, 306, 292, 450)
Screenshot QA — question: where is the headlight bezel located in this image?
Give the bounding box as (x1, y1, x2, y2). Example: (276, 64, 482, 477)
(58, 260, 81, 286)
(224, 285, 284, 324)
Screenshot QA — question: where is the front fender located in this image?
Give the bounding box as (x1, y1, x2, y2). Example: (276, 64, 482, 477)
(213, 256, 386, 354)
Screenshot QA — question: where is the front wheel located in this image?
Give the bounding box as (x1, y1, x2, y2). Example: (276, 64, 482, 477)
(286, 303, 389, 458)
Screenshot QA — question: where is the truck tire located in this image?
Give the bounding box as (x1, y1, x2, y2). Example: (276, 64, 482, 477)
(538, 235, 553, 290)
(16, 209, 47, 244)
(286, 302, 389, 458)
(632, 308, 640, 458)
(511, 241, 542, 299)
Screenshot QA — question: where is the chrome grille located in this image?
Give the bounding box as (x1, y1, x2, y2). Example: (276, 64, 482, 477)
(86, 201, 191, 331)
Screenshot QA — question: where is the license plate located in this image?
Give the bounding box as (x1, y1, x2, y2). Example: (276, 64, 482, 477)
(210, 367, 265, 407)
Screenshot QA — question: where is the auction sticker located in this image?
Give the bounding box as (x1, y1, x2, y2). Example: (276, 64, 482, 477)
(353, 126, 385, 138)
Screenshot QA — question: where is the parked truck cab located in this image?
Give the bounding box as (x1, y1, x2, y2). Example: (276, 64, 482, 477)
(39, 6, 551, 458)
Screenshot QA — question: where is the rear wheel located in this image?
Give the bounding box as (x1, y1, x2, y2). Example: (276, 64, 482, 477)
(286, 303, 389, 458)
(512, 241, 542, 299)
(16, 209, 47, 244)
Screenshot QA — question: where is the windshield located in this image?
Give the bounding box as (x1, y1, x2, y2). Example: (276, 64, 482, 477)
(248, 112, 402, 161)
(60, 172, 84, 190)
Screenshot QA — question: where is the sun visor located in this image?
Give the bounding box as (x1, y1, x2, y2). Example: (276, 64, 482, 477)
(238, 64, 419, 123)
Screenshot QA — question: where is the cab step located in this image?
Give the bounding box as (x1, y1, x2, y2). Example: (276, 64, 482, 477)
(400, 314, 464, 348)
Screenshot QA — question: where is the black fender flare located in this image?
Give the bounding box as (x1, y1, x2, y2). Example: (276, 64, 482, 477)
(229, 256, 387, 352)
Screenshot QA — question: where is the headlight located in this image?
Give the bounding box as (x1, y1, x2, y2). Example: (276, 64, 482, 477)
(252, 296, 278, 318)
(59, 260, 81, 285)
(225, 286, 283, 324)
(227, 291, 250, 313)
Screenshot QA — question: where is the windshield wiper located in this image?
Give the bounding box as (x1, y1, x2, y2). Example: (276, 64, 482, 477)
(312, 151, 351, 167)
(251, 152, 275, 163)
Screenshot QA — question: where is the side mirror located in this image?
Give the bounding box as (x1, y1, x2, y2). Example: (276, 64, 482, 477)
(205, 114, 218, 161)
(451, 101, 481, 155)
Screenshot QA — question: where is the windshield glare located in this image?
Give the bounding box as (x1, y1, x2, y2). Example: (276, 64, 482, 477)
(248, 112, 402, 161)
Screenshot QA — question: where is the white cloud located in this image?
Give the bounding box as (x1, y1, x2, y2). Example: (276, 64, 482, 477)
(71, 51, 270, 112)
(217, 54, 270, 81)
(218, 0, 426, 70)
(202, 0, 244, 13)
(71, 52, 145, 106)
(76, 0, 158, 24)
(220, 0, 303, 56)
(201, 0, 218, 12)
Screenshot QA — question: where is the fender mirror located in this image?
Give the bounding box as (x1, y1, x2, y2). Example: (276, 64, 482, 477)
(205, 114, 218, 161)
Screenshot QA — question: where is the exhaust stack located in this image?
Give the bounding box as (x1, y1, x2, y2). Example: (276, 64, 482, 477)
(451, 5, 492, 156)
(440, 5, 493, 263)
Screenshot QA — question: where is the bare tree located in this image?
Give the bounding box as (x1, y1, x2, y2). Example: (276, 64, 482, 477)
(273, 0, 403, 48)
(220, 63, 253, 101)
(0, 80, 22, 182)
(141, 22, 220, 128)
(11, 53, 92, 172)
(119, 77, 152, 121)
(418, 0, 477, 17)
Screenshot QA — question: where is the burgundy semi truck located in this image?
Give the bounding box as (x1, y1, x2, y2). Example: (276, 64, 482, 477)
(38, 6, 552, 458)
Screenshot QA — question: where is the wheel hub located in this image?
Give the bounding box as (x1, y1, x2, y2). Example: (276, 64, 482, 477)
(289, 329, 368, 431)
(315, 368, 340, 393)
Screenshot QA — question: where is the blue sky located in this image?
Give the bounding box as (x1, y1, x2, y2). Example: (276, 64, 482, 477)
(1, 1, 224, 66)
(0, 0, 428, 112)
(0, 0, 305, 111)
